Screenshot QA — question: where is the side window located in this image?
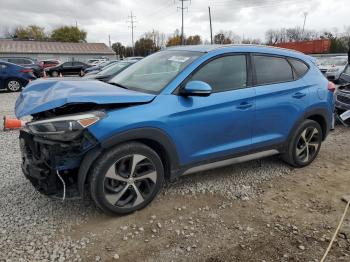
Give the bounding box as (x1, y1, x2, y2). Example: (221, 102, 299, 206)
(190, 55, 247, 92)
(22, 59, 33, 65)
(62, 62, 71, 67)
(343, 65, 350, 75)
(8, 58, 19, 64)
(289, 58, 309, 78)
(254, 55, 293, 85)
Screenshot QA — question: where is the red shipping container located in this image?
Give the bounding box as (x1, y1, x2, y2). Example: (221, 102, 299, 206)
(274, 39, 331, 54)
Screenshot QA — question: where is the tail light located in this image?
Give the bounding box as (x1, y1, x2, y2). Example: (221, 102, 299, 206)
(327, 81, 336, 93)
(20, 69, 33, 73)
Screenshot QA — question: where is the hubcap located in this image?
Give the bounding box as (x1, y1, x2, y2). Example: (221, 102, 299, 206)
(296, 127, 320, 163)
(103, 154, 157, 208)
(8, 80, 20, 91)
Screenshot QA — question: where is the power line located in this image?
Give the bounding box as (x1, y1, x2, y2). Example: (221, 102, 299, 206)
(127, 11, 137, 56)
(177, 0, 191, 45)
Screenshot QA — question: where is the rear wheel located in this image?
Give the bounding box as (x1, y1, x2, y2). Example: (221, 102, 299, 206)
(89, 142, 164, 215)
(282, 120, 322, 167)
(6, 79, 22, 92)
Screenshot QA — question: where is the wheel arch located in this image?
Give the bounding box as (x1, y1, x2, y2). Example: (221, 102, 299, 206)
(77, 127, 180, 197)
(287, 108, 330, 146)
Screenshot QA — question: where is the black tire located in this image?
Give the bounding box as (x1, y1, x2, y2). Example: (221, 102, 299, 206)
(89, 142, 165, 215)
(6, 78, 22, 92)
(51, 71, 59, 77)
(282, 119, 323, 167)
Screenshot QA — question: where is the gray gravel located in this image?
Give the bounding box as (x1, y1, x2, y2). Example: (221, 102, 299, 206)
(0, 92, 292, 261)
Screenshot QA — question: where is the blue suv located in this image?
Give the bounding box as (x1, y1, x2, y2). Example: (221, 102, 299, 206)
(16, 45, 334, 215)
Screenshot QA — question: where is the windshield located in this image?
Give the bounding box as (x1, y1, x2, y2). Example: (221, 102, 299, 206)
(317, 57, 348, 66)
(109, 50, 202, 93)
(98, 62, 132, 76)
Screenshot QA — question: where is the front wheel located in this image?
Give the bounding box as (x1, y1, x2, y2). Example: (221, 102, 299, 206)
(282, 119, 323, 167)
(6, 79, 22, 92)
(51, 71, 59, 77)
(89, 142, 165, 215)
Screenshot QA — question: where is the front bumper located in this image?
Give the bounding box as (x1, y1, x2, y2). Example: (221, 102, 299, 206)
(19, 129, 98, 197)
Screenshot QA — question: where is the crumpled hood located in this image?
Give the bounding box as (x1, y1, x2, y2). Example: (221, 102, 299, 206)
(15, 79, 156, 118)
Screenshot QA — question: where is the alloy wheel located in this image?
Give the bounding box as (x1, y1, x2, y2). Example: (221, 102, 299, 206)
(295, 127, 320, 163)
(7, 80, 21, 92)
(103, 154, 158, 208)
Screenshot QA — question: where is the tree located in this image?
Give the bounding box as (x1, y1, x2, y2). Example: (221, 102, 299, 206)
(134, 37, 156, 56)
(112, 42, 126, 58)
(214, 31, 240, 44)
(166, 29, 182, 47)
(13, 25, 47, 40)
(186, 35, 202, 45)
(51, 26, 87, 42)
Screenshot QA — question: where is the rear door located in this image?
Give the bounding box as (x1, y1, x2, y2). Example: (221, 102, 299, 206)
(252, 54, 309, 149)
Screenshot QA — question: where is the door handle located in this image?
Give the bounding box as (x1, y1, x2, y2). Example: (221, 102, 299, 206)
(292, 92, 306, 99)
(237, 101, 253, 110)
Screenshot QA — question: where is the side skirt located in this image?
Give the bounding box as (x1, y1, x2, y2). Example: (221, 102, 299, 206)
(182, 149, 280, 176)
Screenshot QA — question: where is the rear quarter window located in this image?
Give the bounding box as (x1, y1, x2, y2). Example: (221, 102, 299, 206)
(254, 55, 294, 85)
(289, 58, 309, 78)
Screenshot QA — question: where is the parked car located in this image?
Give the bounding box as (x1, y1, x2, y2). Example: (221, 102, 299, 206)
(40, 59, 61, 69)
(87, 58, 107, 66)
(0, 57, 43, 78)
(0, 61, 36, 92)
(335, 64, 350, 117)
(82, 60, 118, 75)
(16, 45, 334, 215)
(45, 61, 89, 77)
(83, 61, 136, 82)
(316, 56, 348, 82)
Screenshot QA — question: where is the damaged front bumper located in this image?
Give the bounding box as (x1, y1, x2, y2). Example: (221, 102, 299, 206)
(19, 129, 98, 198)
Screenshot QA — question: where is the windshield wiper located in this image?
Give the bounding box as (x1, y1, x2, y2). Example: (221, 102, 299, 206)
(108, 82, 128, 89)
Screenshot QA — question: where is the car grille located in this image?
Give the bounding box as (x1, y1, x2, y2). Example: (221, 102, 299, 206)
(337, 94, 350, 105)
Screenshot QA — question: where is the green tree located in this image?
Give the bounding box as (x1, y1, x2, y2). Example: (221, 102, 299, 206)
(14, 25, 47, 40)
(134, 37, 156, 56)
(51, 26, 87, 42)
(112, 42, 126, 58)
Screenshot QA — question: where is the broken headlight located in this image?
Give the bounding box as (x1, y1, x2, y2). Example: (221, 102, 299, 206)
(27, 111, 106, 141)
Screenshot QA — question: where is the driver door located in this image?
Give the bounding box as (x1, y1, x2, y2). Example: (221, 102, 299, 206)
(168, 54, 255, 165)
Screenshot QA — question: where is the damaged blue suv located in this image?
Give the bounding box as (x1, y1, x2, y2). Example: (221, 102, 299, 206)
(16, 45, 334, 215)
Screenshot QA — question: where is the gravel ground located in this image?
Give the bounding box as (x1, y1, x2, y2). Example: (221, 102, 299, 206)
(0, 91, 348, 261)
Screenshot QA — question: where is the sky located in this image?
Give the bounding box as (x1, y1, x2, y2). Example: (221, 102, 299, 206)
(0, 0, 349, 46)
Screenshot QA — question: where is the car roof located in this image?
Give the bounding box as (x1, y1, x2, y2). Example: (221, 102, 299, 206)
(165, 44, 309, 60)
(0, 60, 23, 68)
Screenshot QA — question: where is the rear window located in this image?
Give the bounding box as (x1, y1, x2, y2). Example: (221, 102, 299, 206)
(254, 55, 294, 85)
(289, 58, 309, 78)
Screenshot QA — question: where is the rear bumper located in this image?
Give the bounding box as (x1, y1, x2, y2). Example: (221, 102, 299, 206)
(19, 129, 98, 197)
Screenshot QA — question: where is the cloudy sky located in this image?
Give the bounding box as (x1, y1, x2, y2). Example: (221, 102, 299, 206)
(0, 0, 348, 46)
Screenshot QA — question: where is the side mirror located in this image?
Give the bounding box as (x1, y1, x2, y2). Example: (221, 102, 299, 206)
(180, 81, 212, 97)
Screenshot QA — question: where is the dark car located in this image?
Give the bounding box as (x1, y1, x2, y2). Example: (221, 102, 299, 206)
(0, 61, 36, 92)
(335, 64, 350, 122)
(45, 61, 89, 77)
(0, 57, 43, 78)
(83, 61, 135, 82)
(83, 60, 117, 75)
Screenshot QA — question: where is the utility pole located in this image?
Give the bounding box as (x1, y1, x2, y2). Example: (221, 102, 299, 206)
(108, 35, 111, 48)
(302, 12, 308, 40)
(208, 6, 213, 44)
(127, 11, 137, 56)
(177, 0, 190, 45)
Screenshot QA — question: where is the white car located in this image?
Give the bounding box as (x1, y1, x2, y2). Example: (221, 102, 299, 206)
(316, 56, 348, 82)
